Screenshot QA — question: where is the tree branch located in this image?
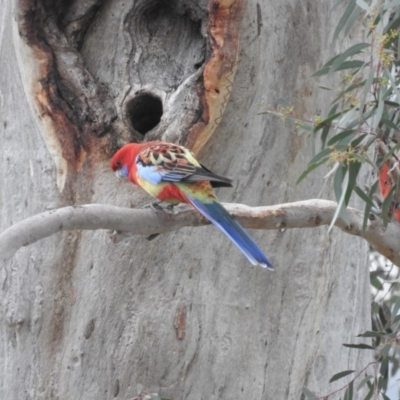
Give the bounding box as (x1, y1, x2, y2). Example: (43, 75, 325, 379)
(1, 200, 399, 267)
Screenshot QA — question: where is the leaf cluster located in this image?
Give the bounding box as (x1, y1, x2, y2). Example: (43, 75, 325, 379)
(266, 0, 400, 233)
(276, 0, 400, 399)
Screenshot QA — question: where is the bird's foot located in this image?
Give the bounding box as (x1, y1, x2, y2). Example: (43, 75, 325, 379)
(142, 200, 164, 213)
(142, 201, 176, 214)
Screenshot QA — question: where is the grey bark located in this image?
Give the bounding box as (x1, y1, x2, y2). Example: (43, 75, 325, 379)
(0, 1, 371, 400)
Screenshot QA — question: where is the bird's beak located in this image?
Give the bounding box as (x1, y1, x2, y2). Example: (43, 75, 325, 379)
(115, 165, 128, 178)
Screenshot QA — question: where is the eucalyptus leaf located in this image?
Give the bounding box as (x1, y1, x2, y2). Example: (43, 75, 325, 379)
(330, 43, 370, 73)
(329, 168, 350, 232)
(364, 385, 374, 400)
(361, 181, 378, 232)
(350, 133, 368, 148)
(357, 330, 383, 338)
(353, 185, 375, 208)
(373, 89, 385, 130)
(333, 0, 356, 41)
(356, 0, 370, 10)
(329, 370, 355, 383)
(301, 386, 318, 400)
(356, 374, 373, 391)
(342, 343, 375, 349)
(344, 381, 354, 400)
(392, 296, 400, 319)
(297, 159, 330, 184)
(333, 80, 366, 104)
(327, 130, 356, 146)
(344, 6, 362, 36)
(312, 60, 364, 76)
(308, 148, 333, 165)
(314, 109, 345, 133)
(381, 117, 400, 132)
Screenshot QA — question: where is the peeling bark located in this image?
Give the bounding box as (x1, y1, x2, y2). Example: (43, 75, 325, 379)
(14, 0, 243, 192)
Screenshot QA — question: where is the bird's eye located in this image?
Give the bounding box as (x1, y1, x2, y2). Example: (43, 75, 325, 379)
(115, 160, 122, 168)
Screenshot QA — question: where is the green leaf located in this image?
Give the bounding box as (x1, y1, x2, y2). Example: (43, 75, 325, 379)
(384, 100, 400, 108)
(379, 343, 391, 357)
(383, 1, 400, 12)
(350, 133, 368, 148)
(391, 296, 400, 319)
(291, 119, 314, 132)
(346, 160, 361, 202)
(356, 374, 373, 391)
(334, 165, 346, 203)
(381, 117, 400, 132)
(362, 181, 378, 232)
(327, 130, 355, 146)
(333, 0, 356, 41)
(329, 370, 355, 383)
(356, 330, 383, 338)
(344, 6, 362, 36)
(371, 276, 383, 290)
(301, 386, 318, 400)
(373, 89, 385, 130)
(383, 12, 400, 36)
(296, 158, 329, 184)
(358, 68, 375, 117)
(378, 374, 388, 392)
(333, 80, 366, 104)
(380, 357, 389, 377)
(329, 167, 349, 232)
(398, 27, 400, 60)
(342, 343, 375, 349)
(330, 43, 370, 73)
(356, 0, 370, 11)
(312, 60, 365, 76)
(381, 181, 399, 226)
(390, 313, 400, 326)
(381, 393, 391, 400)
(332, 0, 345, 11)
(313, 56, 340, 77)
(386, 67, 400, 102)
(382, 142, 400, 164)
(314, 110, 346, 133)
(309, 148, 333, 165)
(320, 105, 340, 148)
(344, 381, 354, 400)
(364, 384, 374, 400)
(353, 185, 375, 208)
(349, 153, 375, 169)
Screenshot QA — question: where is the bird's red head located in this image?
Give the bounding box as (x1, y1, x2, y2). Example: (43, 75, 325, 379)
(110, 143, 142, 172)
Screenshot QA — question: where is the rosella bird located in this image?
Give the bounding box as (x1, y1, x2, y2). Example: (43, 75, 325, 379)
(111, 141, 273, 269)
(379, 162, 400, 222)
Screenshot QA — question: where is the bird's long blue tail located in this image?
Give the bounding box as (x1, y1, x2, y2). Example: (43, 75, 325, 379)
(188, 198, 274, 270)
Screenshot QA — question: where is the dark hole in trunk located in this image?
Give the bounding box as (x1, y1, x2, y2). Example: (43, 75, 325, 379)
(126, 92, 163, 135)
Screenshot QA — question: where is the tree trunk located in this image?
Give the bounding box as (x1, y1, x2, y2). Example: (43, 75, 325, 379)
(1, 1, 371, 399)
